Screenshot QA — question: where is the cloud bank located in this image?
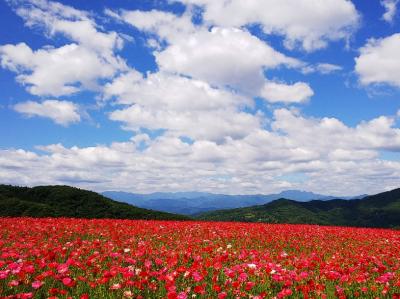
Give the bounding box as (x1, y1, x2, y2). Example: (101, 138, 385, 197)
(1, 0, 400, 196)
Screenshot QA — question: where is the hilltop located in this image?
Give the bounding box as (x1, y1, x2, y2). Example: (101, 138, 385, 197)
(0, 185, 189, 220)
(196, 188, 400, 228)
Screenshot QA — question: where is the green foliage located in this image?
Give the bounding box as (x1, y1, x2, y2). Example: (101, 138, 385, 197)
(0, 185, 190, 220)
(196, 189, 400, 228)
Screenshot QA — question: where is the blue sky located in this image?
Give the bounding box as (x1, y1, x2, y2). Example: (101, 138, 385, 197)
(1, 0, 400, 195)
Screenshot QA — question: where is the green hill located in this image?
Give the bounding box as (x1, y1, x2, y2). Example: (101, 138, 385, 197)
(0, 185, 189, 220)
(196, 188, 400, 228)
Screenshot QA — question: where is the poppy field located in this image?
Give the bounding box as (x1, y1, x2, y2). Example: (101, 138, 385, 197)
(0, 218, 399, 299)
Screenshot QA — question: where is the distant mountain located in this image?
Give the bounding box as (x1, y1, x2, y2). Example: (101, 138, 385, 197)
(102, 190, 364, 215)
(195, 188, 400, 228)
(0, 185, 189, 220)
(276, 190, 365, 201)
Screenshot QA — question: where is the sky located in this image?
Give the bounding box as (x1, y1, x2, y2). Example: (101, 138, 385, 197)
(1, 0, 400, 195)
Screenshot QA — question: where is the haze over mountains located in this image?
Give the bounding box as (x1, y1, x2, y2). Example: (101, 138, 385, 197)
(1, 184, 399, 228)
(103, 190, 366, 215)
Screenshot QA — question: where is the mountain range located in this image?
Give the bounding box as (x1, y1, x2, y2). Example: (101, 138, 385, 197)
(195, 188, 400, 228)
(102, 190, 366, 215)
(0, 184, 399, 228)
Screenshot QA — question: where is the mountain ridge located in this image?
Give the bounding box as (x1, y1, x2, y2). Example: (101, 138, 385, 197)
(0, 184, 189, 220)
(1, 184, 399, 228)
(102, 189, 366, 215)
(195, 188, 400, 228)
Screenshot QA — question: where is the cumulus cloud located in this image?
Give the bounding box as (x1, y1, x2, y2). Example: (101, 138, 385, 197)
(14, 0, 124, 57)
(381, 0, 399, 23)
(106, 9, 195, 43)
(113, 9, 304, 97)
(0, 43, 119, 96)
(156, 27, 301, 95)
(13, 99, 80, 126)
(355, 33, 400, 87)
(173, 0, 360, 51)
(260, 81, 314, 104)
(105, 71, 260, 142)
(103, 70, 250, 110)
(272, 109, 400, 152)
(2, 0, 400, 196)
(2, 110, 400, 195)
(0, 0, 126, 96)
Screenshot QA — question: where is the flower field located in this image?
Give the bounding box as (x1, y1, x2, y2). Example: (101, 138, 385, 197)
(0, 218, 399, 299)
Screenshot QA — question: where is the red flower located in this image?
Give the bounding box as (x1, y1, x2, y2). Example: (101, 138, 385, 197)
(62, 277, 75, 287)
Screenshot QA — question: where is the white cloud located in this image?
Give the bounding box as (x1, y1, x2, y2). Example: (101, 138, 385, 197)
(0, 0, 126, 96)
(107, 9, 195, 43)
(155, 27, 301, 95)
(14, 0, 124, 58)
(381, 0, 399, 23)
(302, 63, 343, 75)
(105, 71, 260, 142)
(103, 70, 250, 110)
(13, 99, 80, 126)
(173, 0, 360, 51)
(0, 43, 118, 96)
(2, 110, 400, 195)
(355, 33, 400, 87)
(272, 109, 400, 152)
(111, 10, 305, 97)
(3, 0, 400, 197)
(315, 63, 343, 74)
(110, 106, 260, 143)
(260, 81, 314, 104)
